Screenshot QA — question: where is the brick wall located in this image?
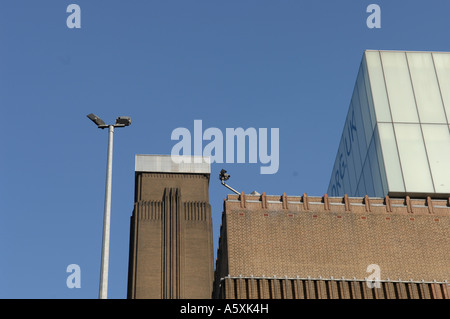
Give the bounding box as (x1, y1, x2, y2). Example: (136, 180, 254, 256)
(128, 172, 214, 299)
(213, 193, 450, 298)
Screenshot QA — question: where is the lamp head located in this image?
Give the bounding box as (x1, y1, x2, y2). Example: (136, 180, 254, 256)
(115, 116, 131, 127)
(87, 113, 106, 127)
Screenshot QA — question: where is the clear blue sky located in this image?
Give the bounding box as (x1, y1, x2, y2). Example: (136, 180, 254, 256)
(1, 1, 449, 299)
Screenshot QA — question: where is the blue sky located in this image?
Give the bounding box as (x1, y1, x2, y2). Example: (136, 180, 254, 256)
(1, 1, 450, 299)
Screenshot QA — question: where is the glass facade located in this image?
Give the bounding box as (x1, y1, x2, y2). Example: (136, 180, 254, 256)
(328, 50, 450, 198)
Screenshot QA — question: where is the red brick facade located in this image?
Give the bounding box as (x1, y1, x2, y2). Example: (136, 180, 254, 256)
(128, 172, 214, 299)
(213, 193, 450, 299)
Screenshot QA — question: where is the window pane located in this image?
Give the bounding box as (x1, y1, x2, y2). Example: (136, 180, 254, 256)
(365, 51, 392, 122)
(432, 52, 450, 124)
(381, 52, 419, 123)
(351, 89, 367, 176)
(342, 165, 352, 196)
(362, 157, 375, 196)
(421, 124, 450, 193)
(378, 123, 405, 193)
(348, 104, 364, 194)
(338, 138, 351, 196)
(368, 135, 383, 197)
(356, 171, 366, 197)
(341, 102, 361, 196)
(374, 125, 388, 196)
(394, 123, 434, 193)
(407, 52, 446, 123)
(343, 116, 358, 195)
(357, 69, 374, 147)
(362, 57, 377, 129)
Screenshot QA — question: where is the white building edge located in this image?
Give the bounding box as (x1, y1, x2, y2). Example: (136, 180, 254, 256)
(328, 50, 450, 198)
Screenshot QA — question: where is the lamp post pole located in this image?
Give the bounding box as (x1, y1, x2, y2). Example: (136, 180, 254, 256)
(87, 114, 131, 299)
(99, 125, 114, 299)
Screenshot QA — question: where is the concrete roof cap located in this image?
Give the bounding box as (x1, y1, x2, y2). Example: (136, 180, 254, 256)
(135, 154, 211, 174)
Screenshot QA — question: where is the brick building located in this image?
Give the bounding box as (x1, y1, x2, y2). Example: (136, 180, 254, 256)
(213, 192, 450, 299)
(127, 155, 214, 299)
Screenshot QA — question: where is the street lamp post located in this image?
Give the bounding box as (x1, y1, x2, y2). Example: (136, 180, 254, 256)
(87, 113, 131, 299)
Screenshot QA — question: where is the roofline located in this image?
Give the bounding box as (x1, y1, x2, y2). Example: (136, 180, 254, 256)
(364, 49, 450, 54)
(135, 154, 211, 174)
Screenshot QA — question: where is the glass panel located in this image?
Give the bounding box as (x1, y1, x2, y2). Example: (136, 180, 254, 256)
(421, 124, 450, 193)
(368, 135, 383, 197)
(351, 89, 367, 177)
(362, 57, 377, 129)
(377, 123, 405, 193)
(394, 123, 434, 193)
(381, 52, 419, 123)
(342, 165, 351, 196)
(365, 51, 392, 123)
(432, 52, 450, 124)
(346, 136, 358, 195)
(362, 157, 375, 196)
(355, 182, 361, 197)
(374, 125, 388, 196)
(406, 52, 446, 123)
(357, 68, 374, 146)
(353, 185, 362, 197)
(337, 138, 349, 196)
(356, 171, 366, 197)
(344, 104, 361, 196)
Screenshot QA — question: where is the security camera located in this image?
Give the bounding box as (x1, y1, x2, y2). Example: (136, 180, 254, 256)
(219, 169, 230, 182)
(218, 169, 240, 194)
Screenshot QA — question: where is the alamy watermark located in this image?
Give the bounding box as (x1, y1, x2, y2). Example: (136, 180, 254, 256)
(367, 4, 381, 29)
(65, 4, 380, 30)
(171, 120, 279, 174)
(366, 264, 381, 289)
(66, 264, 81, 289)
(66, 4, 81, 29)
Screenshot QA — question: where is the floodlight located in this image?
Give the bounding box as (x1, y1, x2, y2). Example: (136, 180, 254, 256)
(87, 113, 106, 127)
(115, 116, 131, 126)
